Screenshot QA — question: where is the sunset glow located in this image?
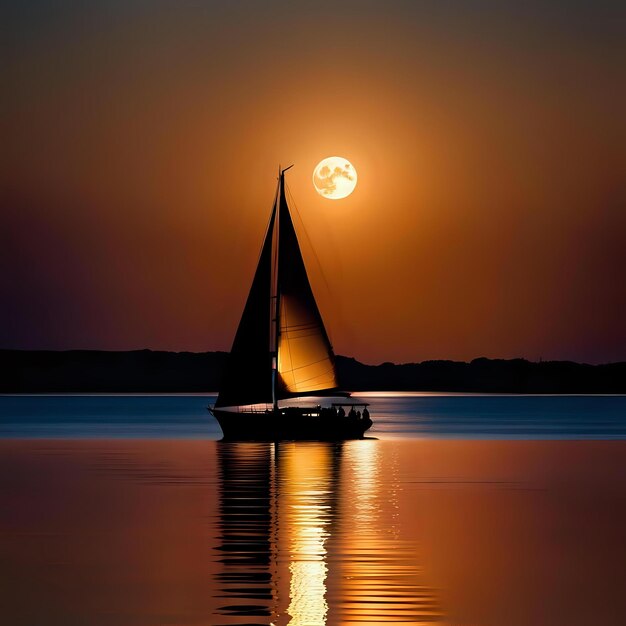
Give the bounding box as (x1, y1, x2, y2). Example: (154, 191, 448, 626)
(3, 2, 624, 364)
(2, 4, 626, 626)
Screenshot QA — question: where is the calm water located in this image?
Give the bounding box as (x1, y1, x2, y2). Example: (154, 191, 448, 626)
(1, 393, 625, 438)
(2, 438, 625, 626)
(1, 395, 625, 625)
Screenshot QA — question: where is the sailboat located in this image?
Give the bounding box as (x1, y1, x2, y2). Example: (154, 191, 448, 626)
(209, 166, 372, 440)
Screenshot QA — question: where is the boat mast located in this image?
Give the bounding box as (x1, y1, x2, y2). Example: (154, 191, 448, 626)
(271, 169, 280, 411)
(271, 165, 293, 411)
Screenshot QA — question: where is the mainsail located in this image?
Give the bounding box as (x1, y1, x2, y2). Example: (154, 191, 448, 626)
(216, 169, 339, 408)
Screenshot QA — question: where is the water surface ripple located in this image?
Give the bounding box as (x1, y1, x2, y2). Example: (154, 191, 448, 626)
(213, 441, 443, 625)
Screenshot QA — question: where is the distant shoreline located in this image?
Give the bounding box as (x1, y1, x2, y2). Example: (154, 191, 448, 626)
(2, 350, 624, 394)
(2, 392, 625, 398)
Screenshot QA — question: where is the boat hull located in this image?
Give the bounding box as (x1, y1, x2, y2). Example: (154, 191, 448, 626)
(210, 407, 373, 441)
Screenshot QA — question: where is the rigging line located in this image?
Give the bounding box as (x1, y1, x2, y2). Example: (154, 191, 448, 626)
(281, 328, 327, 337)
(284, 182, 336, 347)
(255, 181, 279, 277)
(291, 364, 336, 388)
(280, 322, 323, 332)
(281, 329, 325, 338)
(278, 356, 332, 373)
(281, 295, 296, 383)
(282, 330, 322, 338)
(285, 359, 335, 378)
(280, 321, 319, 330)
(279, 321, 324, 334)
(225, 183, 278, 367)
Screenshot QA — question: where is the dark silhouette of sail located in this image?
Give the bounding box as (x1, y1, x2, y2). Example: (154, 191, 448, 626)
(215, 202, 276, 408)
(276, 180, 339, 398)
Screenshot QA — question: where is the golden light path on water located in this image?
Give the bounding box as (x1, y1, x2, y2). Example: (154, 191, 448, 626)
(283, 444, 331, 625)
(277, 440, 443, 625)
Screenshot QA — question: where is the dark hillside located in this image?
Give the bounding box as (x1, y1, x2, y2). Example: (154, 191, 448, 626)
(1, 350, 624, 394)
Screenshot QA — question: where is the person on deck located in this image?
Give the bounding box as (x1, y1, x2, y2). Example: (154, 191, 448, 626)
(363, 406, 370, 421)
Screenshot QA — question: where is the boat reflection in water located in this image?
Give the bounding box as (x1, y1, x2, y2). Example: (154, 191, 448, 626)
(215, 441, 443, 625)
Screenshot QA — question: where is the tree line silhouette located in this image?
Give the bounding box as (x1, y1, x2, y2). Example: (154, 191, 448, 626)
(2, 350, 624, 393)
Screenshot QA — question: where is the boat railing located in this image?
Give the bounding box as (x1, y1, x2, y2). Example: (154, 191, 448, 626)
(331, 402, 370, 407)
(236, 406, 276, 414)
(211, 402, 370, 415)
(232, 403, 370, 415)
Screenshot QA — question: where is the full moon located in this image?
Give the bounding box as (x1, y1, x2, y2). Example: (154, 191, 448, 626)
(312, 156, 357, 200)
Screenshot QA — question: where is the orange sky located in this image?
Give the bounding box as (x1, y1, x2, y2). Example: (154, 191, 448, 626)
(3, 2, 625, 363)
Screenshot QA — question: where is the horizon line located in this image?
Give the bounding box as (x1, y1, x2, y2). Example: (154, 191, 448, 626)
(1, 347, 624, 367)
